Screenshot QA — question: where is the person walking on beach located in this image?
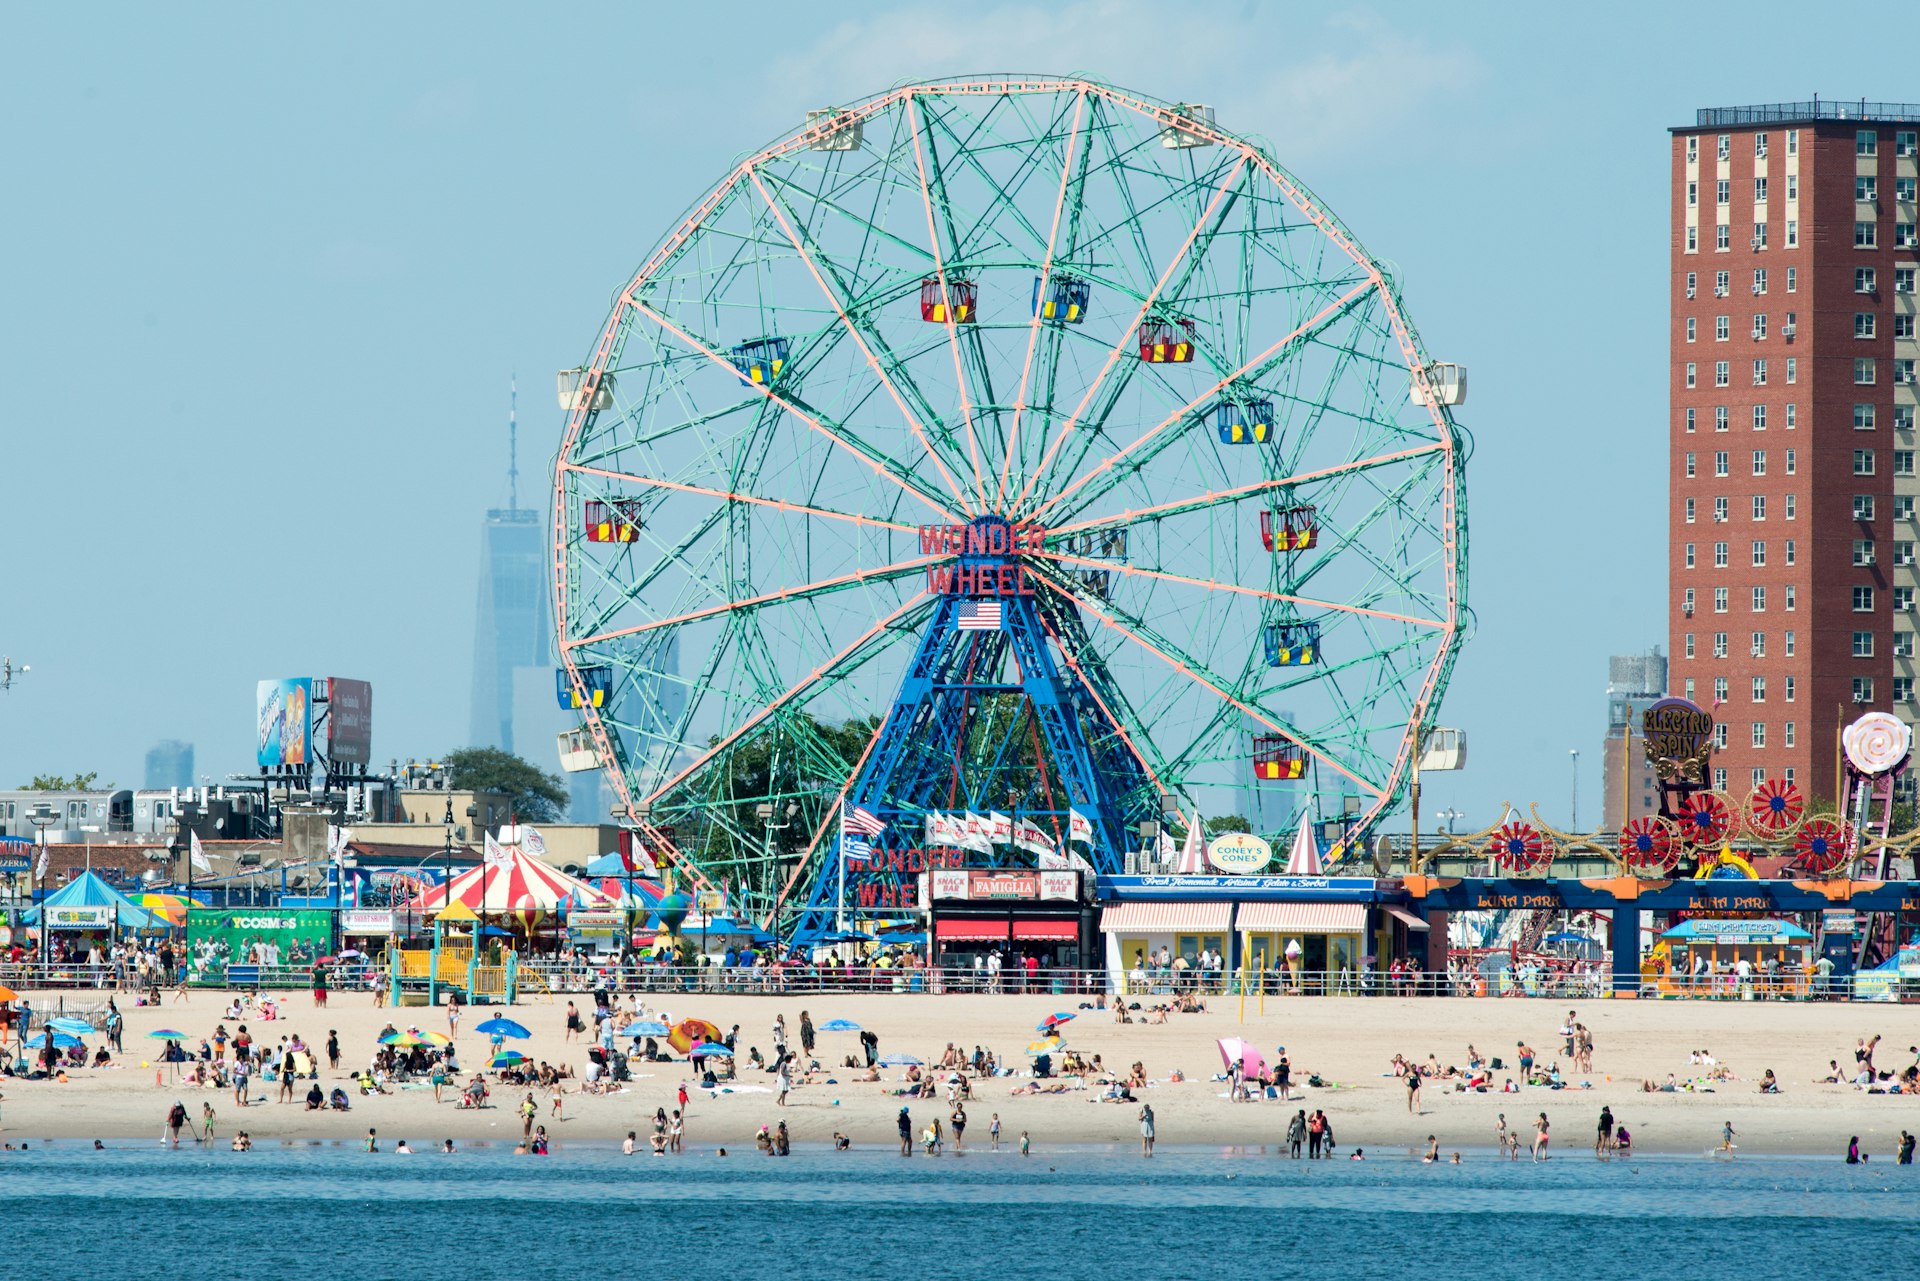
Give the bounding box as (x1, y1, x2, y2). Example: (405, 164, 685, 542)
(1406, 1068, 1422, 1114)
(897, 1106, 913, 1156)
(520, 1093, 536, 1140)
(1138, 1102, 1155, 1156)
(564, 1001, 582, 1043)
(1286, 1109, 1306, 1158)
(1307, 1109, 1325, 1158)
(165, 1100, 187, 1148)
(1516, 1041, 1535, 1079)
(775, 1059, 792, 1107)
(990, 1112, 1002, 1150)
(951, 1103, 967, 1151)
(1719, 1121, 1737, 1154)
(668, 1110, 683, 1154)
(1532, 1112, 1550, 1162)
(1596, 1106, 1614, 1155)
(446, 991, 462, 1041)
(799, 1010, 815, 1057)
(201, 1102, 216, 1144)
(1275, 1047, 1292, 1101)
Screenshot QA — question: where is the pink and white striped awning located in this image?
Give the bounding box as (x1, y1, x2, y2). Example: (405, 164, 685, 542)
(1235, 902, 1366, 934)
(1098, 902, 1232, 933)
(412, 846, 611, 915)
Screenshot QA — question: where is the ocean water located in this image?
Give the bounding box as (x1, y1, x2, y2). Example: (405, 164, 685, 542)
(2, 1143, 1915, 1276)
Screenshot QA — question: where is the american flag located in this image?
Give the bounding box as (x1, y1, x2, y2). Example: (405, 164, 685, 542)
(843, 803, 886, 836)
(957, 600, 1003, 630)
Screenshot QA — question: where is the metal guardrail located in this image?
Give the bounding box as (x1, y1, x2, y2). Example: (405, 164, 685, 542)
(1696, 101, 1920, 128)
(0, 961, 380, 994)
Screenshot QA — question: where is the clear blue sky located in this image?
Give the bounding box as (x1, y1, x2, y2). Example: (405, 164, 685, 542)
(2, 0, 1912, 826)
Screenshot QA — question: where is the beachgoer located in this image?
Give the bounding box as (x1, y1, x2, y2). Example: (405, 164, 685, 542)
(1020, 1130, 1030, 1156)
(1286, 1109, 1306, 1159)
(990, 1112, 1002, 1150)
(1532, 1112, 1550, 1162)
(165, 1101, 187, 1148)
(1847, 1135, 1863, 1164)
(1899, 1131, 1915, 1165)
(1720, 1121, 1737, 1153)
(1423, 1135, 1438, 1163)
(898, 1106, 913, 1156)
(951, 1104, 967, 1150)
(1406, 1069, 1421, 1114)
(1596, 1105, 1614, 1154)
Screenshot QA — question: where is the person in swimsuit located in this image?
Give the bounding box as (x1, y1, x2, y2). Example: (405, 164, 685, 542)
(1532, 1112, 1550, 1162)
(1138, 1103, 1155, 1156)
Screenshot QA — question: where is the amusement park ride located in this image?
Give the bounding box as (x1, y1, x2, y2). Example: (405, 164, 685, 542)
(546, 77, 1471, 948)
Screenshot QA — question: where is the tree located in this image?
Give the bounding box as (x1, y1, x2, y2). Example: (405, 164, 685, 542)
(444, 748, 570, 823)
(21, 772, 102, 790)
(1205, 815, 1253, 837)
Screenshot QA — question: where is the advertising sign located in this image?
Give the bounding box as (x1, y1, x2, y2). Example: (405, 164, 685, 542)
(1038, 870, 1080, 901)
(257, 678, 314, 768)
(324, 678, 373, 765)
(969, 871, 1038, 900)
(187, 907, 333, 956)
(47, 905, 113, 929)
(340, 909, 397, 935)
(568, 910, 624, 931)
(0, 839, 30, 874)
(1641, 697, 1713, 783)
(1207, 832, 1273, 874)
(931, 869, 969, 900)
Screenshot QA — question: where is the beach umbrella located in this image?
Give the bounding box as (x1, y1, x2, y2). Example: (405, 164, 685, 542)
(489, 1050, 531, 1069)
(1036, 1013, 1077, 1031)
(822, 930, 874, 943)
(1216, 1036, 1267, 1080)
(667, 1018, 723, 1054)
(620, 1020, 671, 1037)
(690, 1041, 733, 1056)
(23, 1031, 83, 1050)
(474, 1017, 531, 1039)
(818, 1019, 863, 1033)
(878, 1054, 923, 1067)
(1026, 1037, 1065, 1056)
(147, 1029, 188, 1040)
(47, 1018, 95, 1036)
(0, 985, 16, 1002)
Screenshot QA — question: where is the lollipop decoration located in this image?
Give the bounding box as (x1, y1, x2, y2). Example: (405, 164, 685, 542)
(1793, 818, 1854, 876)
(1842, 712, 1912, 778)
(1745, 778, 1805, 838)
(1487, 821, 1552, 874)
(1675, 792, 1731, 846)
(1617, 816, 1679, 875)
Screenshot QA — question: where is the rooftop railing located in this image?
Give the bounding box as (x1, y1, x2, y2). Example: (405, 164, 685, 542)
(1696, 100, 1920, 128)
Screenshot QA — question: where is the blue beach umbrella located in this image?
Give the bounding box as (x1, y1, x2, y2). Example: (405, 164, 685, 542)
(23, 1031, 84, 1050)
(690, 1042, 733, 1056)
(878, 1054, 923, 1067)
(620, 1021, 671, 1037)
(47, 1018, 94, 1036)
(473, 1017, 531, 1039)
(818, 1019, 863, 1033)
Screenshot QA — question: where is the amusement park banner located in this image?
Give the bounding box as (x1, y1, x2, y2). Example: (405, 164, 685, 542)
(187, 908, 333, 956)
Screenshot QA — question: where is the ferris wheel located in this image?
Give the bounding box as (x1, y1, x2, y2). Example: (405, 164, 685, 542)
(551, 77, 1469, 931)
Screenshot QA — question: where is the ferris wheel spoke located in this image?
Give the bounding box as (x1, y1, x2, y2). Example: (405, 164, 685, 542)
(1033, 567, 1382, 798)
(639, 592, 936, 810)
(562, 463, 919, 536)
(1026, 276, 1377, 526)
(1041, 549, 1446, 631)
(1011, 153, 1252, 515)
(747, 169, 980, 517)
(1276, 452, 1453, 611)
(626, 298, 963, 521)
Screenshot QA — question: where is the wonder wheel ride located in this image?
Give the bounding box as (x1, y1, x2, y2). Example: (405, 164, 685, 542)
(550, 77, 1470, 942)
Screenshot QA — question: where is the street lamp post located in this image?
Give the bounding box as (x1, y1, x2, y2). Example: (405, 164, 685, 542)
(27, 803, 55, 967)
(1570, 749, 1581, 831)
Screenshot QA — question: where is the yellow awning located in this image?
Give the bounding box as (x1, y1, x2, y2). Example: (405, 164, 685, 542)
(437, 900, 480, 922)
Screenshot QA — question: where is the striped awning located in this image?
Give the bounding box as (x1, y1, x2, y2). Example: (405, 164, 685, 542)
(935, 918, 1009, 943)
(1236, 902, 1367, 934)
(1098, 902, 1232, 934)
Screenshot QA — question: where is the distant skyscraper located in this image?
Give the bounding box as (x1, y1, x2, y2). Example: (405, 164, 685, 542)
(1601, 648, 1666, 831)
(144, 739, 194, 790)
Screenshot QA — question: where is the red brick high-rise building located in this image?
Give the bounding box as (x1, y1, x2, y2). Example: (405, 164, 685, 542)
(1672, 101, 1920, 808)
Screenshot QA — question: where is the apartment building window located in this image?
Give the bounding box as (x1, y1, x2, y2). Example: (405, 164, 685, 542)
(1897, 451, 1916, 478)
(1750, 767, 1767, 790)
(1899, 586, 1917, 612)
(1784, 494, 1796, 520)
(1688, 135, 1699, 162)
(1898, 406, 1915, 432)
(1784, 448, 1796, 474)
(1684, 542, 1696, 569)
(1857, 358, 1877, 386)
(1857, 313, 1878, 340)
(1858, 268, 1877, 294)
(1787, 129, 1798, 156)
(1786, 220, 1798, 248)
(1854, 677, 1876, 703)
(1898, 314, 1917, 340)
(1898, 677, 1915, 704)
(1752, 404, 1767, 429)
(1685, 497, 1696, 522)
(1685, 451, 1696, 477)
(1901, 497, 1918, 520)
(1784, 722, 1796, 747)
(1786, 360, 1797, 386)
(1898, 266, 1916, 294)
(1714, 450, 1729, 476)
(1855, 631, 1877, 658)
(1713, 541, 1728, 568)
(1752, 450, 1767, 476)
(1716, 405, 1730, 430)
(1684, 633, 1696, 658)
(1751, 723, 1766, 749)
(1717, 224, 1730, 251)
(1786, 675, 1797, 703)
(1753, 223, 1768, 249)
(1713, 631, 1728, 658)
(1899, 359, 1917, 386)
(1686, 362, 1697, 389)
(1752, 676, 1767, 702)
(1899, 223, 1918, 250)
(1785, 630, 1796, 658)
(1751, 586, 1766, 611)
(1857, 129, 1878, 157)
(1856, 450, 1877, 476)
(1715, 315, 1729, 341)
(1714, 587, 1729, 613)
(1899, 539, 1916, 565)
(1750, 630, 1765, 657)
(1687, 226, 1698, 252)
(1716, 178, 1730, 204)
(1714, 766, 1728, 790)
(1858, 176, 1879, 202)
(1687, 180, 1698, 208)
(1787, 267, 1797, 292)
(1854, 586, 1877, 612)
(1753, 268, 1767, 294)
(1784, 538, 1796, 565)
(1686, 317, 1697, 343)
(1898, 632, 1916, 659)
(1856, 403, 1878, 430)
(1856, 539, 1878, 566)
(1684, 677, 1697, 700)
(1754, 176, 1768, 202)
(1756, 132, 1769, 157)
(1752, 495, 1767, 521)
(1683, 587, 1696, 614)
(1716, 364, 1731, 391)
(1899, 131, 1917, 157)
(1901, 177, 1919, 202)
(1714, 678, 1729, 705)
(1858, 221, 1879, 249)
(1855, 494, 1877, 520)
(1753, 362, 1768, 389)
(1686, 407, 1697, 433)
(1716, 270, 1730, 295)
(1751, 538, 1766, 566)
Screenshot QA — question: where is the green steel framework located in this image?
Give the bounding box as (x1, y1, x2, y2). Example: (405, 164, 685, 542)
(549, 76, 1471, 925)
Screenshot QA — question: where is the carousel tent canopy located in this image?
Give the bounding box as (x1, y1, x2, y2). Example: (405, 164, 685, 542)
(1660, 918, 1812, 943)
(411, 846, 611, 915)
(23, 871, 165, 929)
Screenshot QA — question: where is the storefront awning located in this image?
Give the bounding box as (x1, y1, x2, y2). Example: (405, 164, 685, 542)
(1383, 905, 1429, 932)
(1236, 902, 1367, 933)
(1098, 902, 1232, 933)
(1012, 919, 1078, 941)
(935, 918, 1010, 943)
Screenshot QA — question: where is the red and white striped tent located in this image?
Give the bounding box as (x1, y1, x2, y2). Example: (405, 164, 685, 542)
(411, 845, 611, 916)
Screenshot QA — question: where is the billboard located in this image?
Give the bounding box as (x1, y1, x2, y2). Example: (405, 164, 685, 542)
(257, 678, 313, 768)
(186, 907, 333, 956)
(324, 678, 373, 765)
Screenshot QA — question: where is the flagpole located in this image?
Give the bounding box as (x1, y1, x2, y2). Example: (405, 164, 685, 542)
(835, 820, 847, 936)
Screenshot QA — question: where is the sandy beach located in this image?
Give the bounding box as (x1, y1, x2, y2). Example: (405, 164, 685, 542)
(2, 988, 1913, 1158)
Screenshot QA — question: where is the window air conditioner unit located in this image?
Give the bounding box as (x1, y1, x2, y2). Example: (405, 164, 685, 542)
(1752, 284, 1763, 294)
(1854, 693, 1871, 704)
(1751, 645, 1763, 657)
(1687, 287, 1697, 298)
(1782, 324, 1796, 337)
(1715, 286, 1729, 297)
(1752, 329, 1766, 340)
(1751, 237, 1764, 250)
(1683, 604, 1695, 617)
